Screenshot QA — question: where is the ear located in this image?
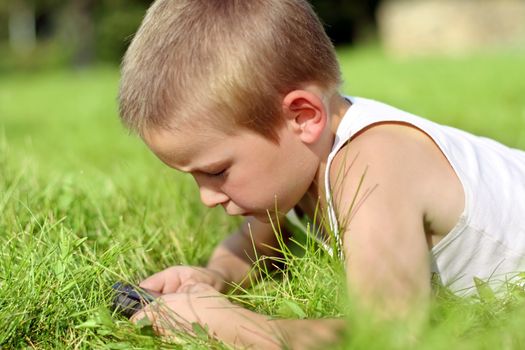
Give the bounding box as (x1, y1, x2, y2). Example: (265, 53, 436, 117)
(282, 90, 328, 144)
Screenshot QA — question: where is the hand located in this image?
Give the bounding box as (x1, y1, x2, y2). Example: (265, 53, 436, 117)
(139, 266, 227, 294)
(131, 283, 284, 349)
(131, 283, 234, 337)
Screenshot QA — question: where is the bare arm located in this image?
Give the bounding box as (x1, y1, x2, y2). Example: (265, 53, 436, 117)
(206, 217, 288, 292)
(136, 281, 345, 350)
(228, 313, 345, 350)
(329, 124, 460, 318)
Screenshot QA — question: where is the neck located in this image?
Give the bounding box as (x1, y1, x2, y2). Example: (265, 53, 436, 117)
(321, 91, 351, 164)
(328, 93, 352, 134)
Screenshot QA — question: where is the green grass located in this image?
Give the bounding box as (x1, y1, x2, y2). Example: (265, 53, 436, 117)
(1, 46, 525, 349)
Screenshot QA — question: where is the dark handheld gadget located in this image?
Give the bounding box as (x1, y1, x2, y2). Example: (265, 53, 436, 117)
(111, 282, 161, 318)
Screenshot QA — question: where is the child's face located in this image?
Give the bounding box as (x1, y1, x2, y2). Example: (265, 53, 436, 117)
(143, 123, 319, 221)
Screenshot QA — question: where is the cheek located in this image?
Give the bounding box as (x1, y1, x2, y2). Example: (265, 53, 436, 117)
(276, 155, 318, 207)
(224, 169, 278, 208)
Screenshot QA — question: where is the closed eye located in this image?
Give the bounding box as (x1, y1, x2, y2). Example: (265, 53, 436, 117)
(207, 168, 227, 177)
(196, 161, 230, 178)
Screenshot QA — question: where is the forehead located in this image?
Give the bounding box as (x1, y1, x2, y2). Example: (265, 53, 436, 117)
(142, 124, 235, 170)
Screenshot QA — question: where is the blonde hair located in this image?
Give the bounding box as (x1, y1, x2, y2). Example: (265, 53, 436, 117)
(119, 0, 341, 141)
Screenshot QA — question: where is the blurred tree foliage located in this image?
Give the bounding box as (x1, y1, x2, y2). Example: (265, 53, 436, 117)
(0, 0, 380, 69)
(93, 0, 152, 63)
(311, 0, 381, 44)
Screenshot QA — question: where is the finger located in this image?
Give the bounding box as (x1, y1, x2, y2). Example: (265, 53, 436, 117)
(130, 308, 146, 324)
(131, 309, 171, 336)
(139, 274, 166, 292)
(140, 267, 181, 294)
(130, 297, 193, 336)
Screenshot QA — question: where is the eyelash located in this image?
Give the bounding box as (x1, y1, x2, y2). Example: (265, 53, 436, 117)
(208, 169, 226, 177)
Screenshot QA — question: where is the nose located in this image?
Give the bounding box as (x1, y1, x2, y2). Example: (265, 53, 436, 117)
(199, 185, 229, 208)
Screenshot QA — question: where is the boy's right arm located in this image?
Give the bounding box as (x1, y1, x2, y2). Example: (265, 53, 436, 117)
(140, 217, 285, 293)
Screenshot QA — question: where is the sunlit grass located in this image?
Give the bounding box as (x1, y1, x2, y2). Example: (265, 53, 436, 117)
(1, 46, 525, 348)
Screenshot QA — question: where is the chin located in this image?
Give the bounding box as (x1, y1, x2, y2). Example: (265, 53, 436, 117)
(252, 214, 272, 223)
(252, 210, 288, 224)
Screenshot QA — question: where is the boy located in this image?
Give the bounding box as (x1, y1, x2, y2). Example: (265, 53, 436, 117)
(118, 0, 525, 349)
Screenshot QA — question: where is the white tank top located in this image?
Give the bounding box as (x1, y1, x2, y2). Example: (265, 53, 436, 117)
(325, 96, 525, 295)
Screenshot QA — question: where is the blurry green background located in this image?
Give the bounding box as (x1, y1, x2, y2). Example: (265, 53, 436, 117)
(0, 0, 379, 71)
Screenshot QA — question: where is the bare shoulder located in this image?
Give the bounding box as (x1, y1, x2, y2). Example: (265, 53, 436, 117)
(329, 122, 464, 237)
(328, 123, 465, 313)
(332, 122, 445, 174)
